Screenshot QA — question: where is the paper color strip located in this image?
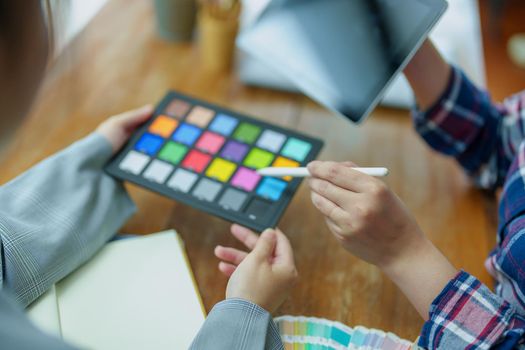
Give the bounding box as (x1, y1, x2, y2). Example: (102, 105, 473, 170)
(275, 316, 419, 350)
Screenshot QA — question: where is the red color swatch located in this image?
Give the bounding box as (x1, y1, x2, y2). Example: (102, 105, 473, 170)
(181, 150, 212, 173)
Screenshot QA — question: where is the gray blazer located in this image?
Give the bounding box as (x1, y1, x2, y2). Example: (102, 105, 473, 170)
(0, 133, 283, 349)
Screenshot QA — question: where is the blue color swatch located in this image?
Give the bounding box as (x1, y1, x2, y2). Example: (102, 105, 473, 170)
(135, 133, 164, 155)
(172, 123, 202, 146)
(256, 177, 287, 201)
(209, 114, 239, 136)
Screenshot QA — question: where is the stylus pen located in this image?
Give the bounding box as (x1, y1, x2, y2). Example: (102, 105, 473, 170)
(257, 167, 389, 178)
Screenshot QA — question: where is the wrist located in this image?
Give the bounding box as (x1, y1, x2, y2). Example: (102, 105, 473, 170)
(225, 296, 273, 314)
(380, 236, 458, 319)
(380, 234, 434, 278)
(216, 298, 272, 316)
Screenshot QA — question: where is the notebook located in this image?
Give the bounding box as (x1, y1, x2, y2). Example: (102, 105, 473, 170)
(26, 231, 205, 349)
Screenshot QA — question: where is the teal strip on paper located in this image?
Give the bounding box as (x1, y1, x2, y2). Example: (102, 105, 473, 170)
(331, 326, 351, 346)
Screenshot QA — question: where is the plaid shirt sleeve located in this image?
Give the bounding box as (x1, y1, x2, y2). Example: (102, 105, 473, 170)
(418, 271, 525, 349)
(412, 66, 525, 190)
(414, 67, 525, 349)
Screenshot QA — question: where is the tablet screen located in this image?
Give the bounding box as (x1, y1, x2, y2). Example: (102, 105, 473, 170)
(238, 0, 448, 123)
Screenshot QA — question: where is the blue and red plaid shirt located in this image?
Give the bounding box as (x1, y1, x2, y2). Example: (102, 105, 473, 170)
(413, 66, 525, 349)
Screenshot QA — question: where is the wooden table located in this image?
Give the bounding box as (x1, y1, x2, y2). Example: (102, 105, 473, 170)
(0, 0, 497, 341)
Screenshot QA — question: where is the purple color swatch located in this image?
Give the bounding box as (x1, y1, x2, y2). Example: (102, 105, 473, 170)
(220, 140, 249, 162)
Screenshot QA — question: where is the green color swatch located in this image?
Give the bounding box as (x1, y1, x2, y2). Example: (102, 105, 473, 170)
(158, 141, 188, 164)
(243, 148, 274, 169)
(232, 123, 261, 144)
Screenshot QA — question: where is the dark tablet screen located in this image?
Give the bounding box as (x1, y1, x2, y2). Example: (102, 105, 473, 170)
(238, 0, 448, 123)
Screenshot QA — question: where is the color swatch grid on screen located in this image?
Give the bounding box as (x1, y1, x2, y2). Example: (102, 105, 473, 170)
(105, 91, 323, 231)
(274, 316, 420, 350)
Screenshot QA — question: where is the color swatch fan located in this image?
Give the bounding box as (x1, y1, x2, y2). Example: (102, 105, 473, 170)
(275, 316, 421, 350)
(106, 91, 323, 231)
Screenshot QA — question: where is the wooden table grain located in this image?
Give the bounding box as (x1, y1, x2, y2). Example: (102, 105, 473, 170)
(0, 0, 497, 341)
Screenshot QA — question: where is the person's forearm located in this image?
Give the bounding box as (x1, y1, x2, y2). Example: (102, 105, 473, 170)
(190, 299, 283, 349)
(0, 133, 136, 307)
(404, 40, 452, 110)
(381, 236, 458, 320)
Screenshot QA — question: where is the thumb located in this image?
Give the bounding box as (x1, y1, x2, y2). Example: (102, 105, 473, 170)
(341, 161, 358, 167)
(273, 228, 294, 266)
(252, 229, 277, 261)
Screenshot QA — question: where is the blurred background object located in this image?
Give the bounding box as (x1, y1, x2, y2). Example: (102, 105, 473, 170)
(480, 0, 525, 100)
(154, 0, 197, 42)
(508, 34, 525, 68)
(45, 0, 107, 58)
(197, 0, 241, 72)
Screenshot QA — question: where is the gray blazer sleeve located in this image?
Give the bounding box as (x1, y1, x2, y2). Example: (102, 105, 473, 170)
(190, 298, 284, 350)
(0, 291, 75, 350)
(0, 132, 136, 307)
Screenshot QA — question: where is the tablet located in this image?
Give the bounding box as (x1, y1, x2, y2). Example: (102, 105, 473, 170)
(237, 0, 448, 123)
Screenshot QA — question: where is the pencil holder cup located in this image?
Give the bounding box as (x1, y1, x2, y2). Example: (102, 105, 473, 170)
(197, 3, 240, 72)
(154, 0, 197, 42)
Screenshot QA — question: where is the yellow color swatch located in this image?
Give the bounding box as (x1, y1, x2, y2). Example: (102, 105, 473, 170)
(272, 156, 300, 181)
(149, 115, 178, 138)
(205, 158, 237, 182)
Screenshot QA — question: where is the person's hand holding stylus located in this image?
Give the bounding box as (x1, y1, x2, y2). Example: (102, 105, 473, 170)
(305, 161, 421, 267)
(306, 160, 457, 319)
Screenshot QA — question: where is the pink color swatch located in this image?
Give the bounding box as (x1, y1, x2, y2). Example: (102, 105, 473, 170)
(195, 131, 225, 154)
(231, 167, 261, 192)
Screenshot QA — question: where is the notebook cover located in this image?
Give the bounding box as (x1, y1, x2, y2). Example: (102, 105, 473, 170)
(56, 230, 205, 349)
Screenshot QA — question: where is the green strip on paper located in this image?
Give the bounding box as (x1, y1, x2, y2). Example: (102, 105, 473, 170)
(309, 322, 326, 338)
(324, 324, 332, 339)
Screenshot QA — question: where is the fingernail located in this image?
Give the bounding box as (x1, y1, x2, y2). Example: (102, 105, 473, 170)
(261, 229, 275, 240)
